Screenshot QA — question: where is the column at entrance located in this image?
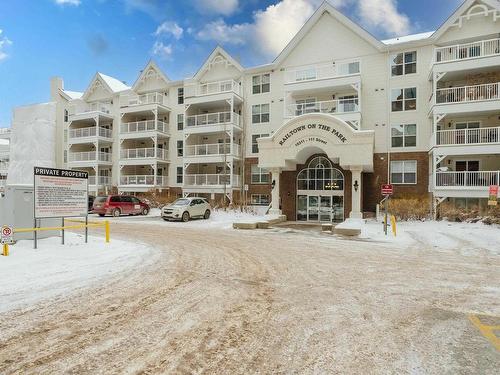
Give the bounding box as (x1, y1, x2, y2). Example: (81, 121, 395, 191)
(269, 168, 282, 215)
(350, 167, 362, 219)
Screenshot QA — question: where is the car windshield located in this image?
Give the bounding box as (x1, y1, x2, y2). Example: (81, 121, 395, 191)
(172, 198, 190, 206)
(94, 197, 107, 204)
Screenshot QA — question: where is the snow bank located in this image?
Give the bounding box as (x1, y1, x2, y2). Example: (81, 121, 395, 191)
(0, 233, 156, 312)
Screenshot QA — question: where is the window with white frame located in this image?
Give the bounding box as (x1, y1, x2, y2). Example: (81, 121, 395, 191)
(252, 73, 270, 94)
(176, 167, 183, 184)
(177, 88, 184, 104)
(177, 114, 184, 130)
(251, 165, 270, 184)
(252, 134, 269, 153)
(64, 109, 69, 122)
(391, 160, 417, 184)
(391, 51, 417, 76)
(337, 61, 360, 75)
(252, 104, 270, 123)
(391, 124, 416, 148)
(177, 140, 183, 157)
(251, 194, 270, 206)
(391, 87, 417, 111)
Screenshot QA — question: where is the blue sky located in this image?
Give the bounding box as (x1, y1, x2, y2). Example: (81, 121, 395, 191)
(0, 0, 464, 127)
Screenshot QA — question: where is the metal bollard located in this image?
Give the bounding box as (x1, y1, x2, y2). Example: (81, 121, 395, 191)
(2, 244, 9, 256)
(105, 221, 110, 243)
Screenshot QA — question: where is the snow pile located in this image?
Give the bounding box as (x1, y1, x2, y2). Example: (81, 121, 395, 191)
(0, 233, 156, 312)
(8, 102, 56, 185)
(335, 218, 364, 230)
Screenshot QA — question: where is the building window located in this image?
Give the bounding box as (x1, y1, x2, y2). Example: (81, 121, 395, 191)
(64, 109, 69, 122)
(176, 167, 183, 184)
(251, 134, 268, 154)
(391, 51, 417, 76)
(391, 124, 416, 147)
(178, 88, 184, 104)
(251, 165, 270, 184)
(251, 194, 270, 206)
(63, 150, 67, 163)
(252, 73, 270, 94)
(177, 114, 184, 130)
(391, 160, 417, 184)
(177, 140, 183, 157)
(391, 87, 417, 112)
(252, 104, 270, 124)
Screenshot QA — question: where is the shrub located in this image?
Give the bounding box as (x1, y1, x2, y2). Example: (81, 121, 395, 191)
(386, 196, 431, 221)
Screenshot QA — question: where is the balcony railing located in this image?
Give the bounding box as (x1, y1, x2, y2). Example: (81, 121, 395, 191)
(435, 82, 499, 104)
(120, 175, 167, 186)
(435, 38, 500, 63)
(184, 174, 241, 186)
(186, 112, 240, 128)
(122, 92, 167, 107)
(120, 120, 168, 134)
(120, 147, 168, 160)
(286, 98, 359, 117)
(69, 102, 112, 116)
(0, 180, 5, 188)
(184, 143, 240, 157)
(69, 151, 112, 163)
(185, 79, 241, 97)
(284, 60, 360, 84)
(436, 126, 500, 146)
(69, 126, 112, 139)
(88, 176, 111, 185)
(0, 162, 8, 174)
(436, 171, 500, 187)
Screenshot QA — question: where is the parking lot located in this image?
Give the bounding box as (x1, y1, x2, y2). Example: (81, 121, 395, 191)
(0, 218, 499, 374)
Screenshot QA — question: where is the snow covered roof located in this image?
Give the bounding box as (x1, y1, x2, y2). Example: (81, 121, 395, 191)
(62, 90, 83, 100)
(98, 73, 130, 93)
(382, 31, 435, 45)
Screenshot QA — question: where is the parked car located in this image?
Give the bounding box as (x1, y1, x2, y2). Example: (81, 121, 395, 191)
(92, 195, 150, 217)
(161, 197, 211, 222)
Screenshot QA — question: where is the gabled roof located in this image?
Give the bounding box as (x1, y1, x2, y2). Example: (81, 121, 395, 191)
(273, 1, 385, 66)
(191, 45, 244, 81)
(431, 0, 500, 40)
(132, 60, 170, 91)
(82, 72, 130, 100)
(60, 90, 83, 101)
(99, 73, 130, 92)
(382, 31, 435, 46)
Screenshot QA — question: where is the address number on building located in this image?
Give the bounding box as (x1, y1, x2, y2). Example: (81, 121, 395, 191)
(381, 184, 394, 196)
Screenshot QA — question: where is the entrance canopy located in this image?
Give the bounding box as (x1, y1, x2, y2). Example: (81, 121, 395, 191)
(257, 113, 375, 172)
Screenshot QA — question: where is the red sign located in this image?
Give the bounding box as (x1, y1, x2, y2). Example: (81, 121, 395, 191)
(488, 185, 498, 206)
(381, 184, 394, 195)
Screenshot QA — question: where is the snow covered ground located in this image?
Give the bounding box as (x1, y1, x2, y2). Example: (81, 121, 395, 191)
(0, 233, 157, 313)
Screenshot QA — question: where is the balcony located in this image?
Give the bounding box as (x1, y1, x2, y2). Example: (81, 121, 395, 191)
(120, 175, 168, 186)
(120, 147, 169, 162)
(120, 120, 169, 139)
(435, 38, 500, 63)
(184, 174, 241, 188)
(285, 98, 360, 124)
(184, 143, 240, 161)
(119, 92, 170, 114)
(0, 161, 8, 175)
(0, 128, 10, 140)
(68, 126, 113, 144)
(68, 151, 112, 164)
(433, 82, 500, 114)
(436, 171, 500, 197)
(436, 126, 500, 146)
(185, 79, 241, 97)
(88, 176, 111, 186)
(0, 179, 5, 188)
(185, 112, 241, 134)
(69, 101, 113, 123)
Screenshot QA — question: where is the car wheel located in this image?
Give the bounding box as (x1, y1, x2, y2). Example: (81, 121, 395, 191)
(163, 217, 169, 221)
(112, 208, 121, 217)
(142, 207, 149, 216)
(182, 211, 190, 222)
(204, 210, 211, 219)
(99, 214, 105, 217)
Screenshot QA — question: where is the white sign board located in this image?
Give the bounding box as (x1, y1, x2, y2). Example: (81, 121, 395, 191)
(34, 167, 88, 219)
(1, 225, 14, 245)
(244, 184, 249, 191)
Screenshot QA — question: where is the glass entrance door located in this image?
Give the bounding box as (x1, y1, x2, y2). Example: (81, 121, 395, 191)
(308, 196, 319, 221)
(319, 196, 332, 222)
(297, 194, 343, 222)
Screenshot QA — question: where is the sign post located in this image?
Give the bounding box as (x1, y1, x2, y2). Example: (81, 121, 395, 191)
(488, 185, 498, 206)
(1, 225, 14, 256)
(381, 184, 394, 235)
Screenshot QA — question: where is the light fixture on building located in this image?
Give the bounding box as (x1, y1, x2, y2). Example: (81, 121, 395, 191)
(354, 180, 359, 192)
(272, 179, 276, 189)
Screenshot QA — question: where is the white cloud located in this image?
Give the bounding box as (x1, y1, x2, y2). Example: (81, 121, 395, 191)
(151, 41, 173, 59)
(196, 19, 249, 45)
(0, 29, 12, 62)
(154, 21, 183, 39)
(54, 0, 81, 5)
(356, 0, 410, 36)
(195, 0, 239, 16)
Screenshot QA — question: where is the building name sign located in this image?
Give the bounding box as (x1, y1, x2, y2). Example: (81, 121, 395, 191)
(278, 123, 347, 146)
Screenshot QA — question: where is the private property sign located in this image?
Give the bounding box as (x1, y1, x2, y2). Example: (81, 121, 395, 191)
(488, 185, 498, 206)
(381, 184, 394, 196)
(34, 167, 88, 219)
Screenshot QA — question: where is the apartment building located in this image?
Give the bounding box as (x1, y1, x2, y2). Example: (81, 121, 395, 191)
(27, 0, 500, 222)
(0, 128, 10, 191)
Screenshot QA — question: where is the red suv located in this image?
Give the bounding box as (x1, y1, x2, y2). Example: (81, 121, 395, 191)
(92, 195, 150, 217)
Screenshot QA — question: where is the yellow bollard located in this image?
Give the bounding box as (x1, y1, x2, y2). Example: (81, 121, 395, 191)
(391, 215, 397, 237)
(2, 244, 9, 256)
(105, 221, 110, 243)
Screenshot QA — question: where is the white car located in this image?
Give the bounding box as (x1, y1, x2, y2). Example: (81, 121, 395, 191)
(161, 197, 211, 222)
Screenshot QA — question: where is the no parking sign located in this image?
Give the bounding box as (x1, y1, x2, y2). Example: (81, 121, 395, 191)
(1, 225, 14, 245)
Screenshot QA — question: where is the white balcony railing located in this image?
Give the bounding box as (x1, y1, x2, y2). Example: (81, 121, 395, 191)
(184, 143, 240, 157)
(120, 147, 168, 160)
(435, 82, 500, 104)
(69, 126, 112, 139)
(185, 79, 241, 97)
(69, 102, 112, 116)
(286, 98, 359, 117)
(122, 92, 167, 107)
(69, 151, 112, 163)
(436, 126, 500, 146)
(120, 175, 167, 186)
(436, 171, 500, 188)
(88, 176, 111, 185)
(435, 38, 500, 63)
(0, 162, 8, 174)
(186, 112, 240, 128)
(184, 174, 241, 187)
(120, 120, 168, 134)
(0, 179, 5, 188)
(284, 60, 360, 84)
